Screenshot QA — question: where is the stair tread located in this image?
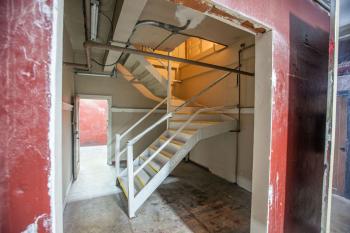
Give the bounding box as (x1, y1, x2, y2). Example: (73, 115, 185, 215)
(149, 145, 174, 158)
(136, 169, 151, 187)
(168, 129, 197, 135)
(170, 120, 222, 124)
(175, 112, 222, 115)
(117, 175, 143, 199)
(159, 135, 184, 146)
(140, 155, 161, 173)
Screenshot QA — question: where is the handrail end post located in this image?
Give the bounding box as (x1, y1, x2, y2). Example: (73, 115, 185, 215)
(127, 142, 135, 217)
(115, 133, 121, 176)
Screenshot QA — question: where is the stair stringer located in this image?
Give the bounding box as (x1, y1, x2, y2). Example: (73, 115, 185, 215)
(131, 119, 236, 215)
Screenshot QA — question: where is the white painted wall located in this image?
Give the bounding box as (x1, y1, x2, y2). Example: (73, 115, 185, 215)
(250, 31, 272, 233)
(174, 36, 255, 191)
(74, 75, 166, 159)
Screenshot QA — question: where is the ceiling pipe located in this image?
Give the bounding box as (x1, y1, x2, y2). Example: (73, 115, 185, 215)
(84, 40, 255, 76)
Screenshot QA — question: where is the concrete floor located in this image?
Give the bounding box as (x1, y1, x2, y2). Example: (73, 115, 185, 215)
(66, 145, 120, 203)
(331, 194, 350, 233)
(64, 147, 251, 233)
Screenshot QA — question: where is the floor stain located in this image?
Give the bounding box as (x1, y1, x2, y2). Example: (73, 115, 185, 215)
(64, 162, 251, 233)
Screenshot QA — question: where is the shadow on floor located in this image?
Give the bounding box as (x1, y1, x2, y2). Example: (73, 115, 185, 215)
(64, 162, 251, 233)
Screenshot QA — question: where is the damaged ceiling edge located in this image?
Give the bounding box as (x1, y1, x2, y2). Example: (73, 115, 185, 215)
(167, 0, 271, 34)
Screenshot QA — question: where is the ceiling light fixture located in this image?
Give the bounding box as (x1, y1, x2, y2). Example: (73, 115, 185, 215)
(75, 71, 112, 78)
(90, 0, 99, 41)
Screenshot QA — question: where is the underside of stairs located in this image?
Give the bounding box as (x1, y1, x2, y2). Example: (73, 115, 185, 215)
(117, 111, 237, 217)
(116, 52, 184, 107)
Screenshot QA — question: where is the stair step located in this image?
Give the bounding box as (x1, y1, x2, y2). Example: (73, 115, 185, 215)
(140, 155, 161, 173)
(172, 112, 225, 121)
(136, 168, 152, 187)
(170, 120, 221, 124)
(168, 128, 197, 135)
(169, 120, 221, 129)
(139, 74, 154, 83)
(166, 129, 195, 141)
(135, 70, 149, 80)
(129, 61, 141, 73)
(159, 135, 184, 146)
(132, 65, 145, 76)
(149, 145, 174, 159)
(117, 175, 143, 199)
(158, 135, 185, 152)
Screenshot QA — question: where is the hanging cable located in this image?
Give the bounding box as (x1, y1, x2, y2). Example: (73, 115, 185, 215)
(91, 58, 119, 67)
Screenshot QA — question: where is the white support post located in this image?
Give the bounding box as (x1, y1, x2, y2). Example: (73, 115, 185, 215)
(115, 133, 121, 176)
(166, 54, 172, 129)
(127, 142, 135, 218)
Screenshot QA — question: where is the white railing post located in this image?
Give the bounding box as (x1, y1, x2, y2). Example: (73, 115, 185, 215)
(127, 142, 135, 218)
(166, 54, 172, 129)
(115, 133, 121, 176)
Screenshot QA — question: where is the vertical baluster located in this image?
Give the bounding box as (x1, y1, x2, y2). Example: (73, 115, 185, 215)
(127, 142, 135, 218)
(115, 133, 121, 176)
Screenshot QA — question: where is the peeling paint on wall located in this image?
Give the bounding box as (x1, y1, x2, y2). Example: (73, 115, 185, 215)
(0, 0, 55, 232)
(21, 214, 49, 233)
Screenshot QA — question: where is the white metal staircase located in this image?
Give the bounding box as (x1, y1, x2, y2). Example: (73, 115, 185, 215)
(116, 51, 184, 107)
(115, 72, 237, 218)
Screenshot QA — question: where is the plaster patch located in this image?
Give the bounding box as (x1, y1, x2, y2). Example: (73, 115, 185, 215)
(271, 69, 277, 93)
(268, 184, 274, 207)
(22, 214, 46, 233)
(175, 5, 205, 29)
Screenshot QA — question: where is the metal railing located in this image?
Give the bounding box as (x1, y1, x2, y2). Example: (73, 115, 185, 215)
(115, 71, 233, 176)
(125, 105, 233, 217)
(115, 97, 167, 176)
(121, 71, 236, 217)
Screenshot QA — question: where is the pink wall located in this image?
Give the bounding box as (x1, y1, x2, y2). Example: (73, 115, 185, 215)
(0, 0, 54, 232)
(79, 99, 108, 146)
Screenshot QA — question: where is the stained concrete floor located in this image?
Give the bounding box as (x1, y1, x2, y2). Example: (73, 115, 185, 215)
(64, 148, 251, 233)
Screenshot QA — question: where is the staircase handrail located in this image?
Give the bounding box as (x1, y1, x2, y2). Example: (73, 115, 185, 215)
(132, 105, 234, 177)
(115, 97, 167, 175)
(121, 97, 167, 139)
(174, 71, 231, 112)
(128, 71, 232, 147)
(124, 70, 235, 217)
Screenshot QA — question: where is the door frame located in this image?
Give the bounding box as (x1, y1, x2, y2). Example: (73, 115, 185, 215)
(72, 96, 80, 180)
(77, 94, 113, 165)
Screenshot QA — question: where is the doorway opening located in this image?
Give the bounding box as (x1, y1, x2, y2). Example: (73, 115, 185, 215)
(61, 0, 272, 232)
(67, 96, 115, 203)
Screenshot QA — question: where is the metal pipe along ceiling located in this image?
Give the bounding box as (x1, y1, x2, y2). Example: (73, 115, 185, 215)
(84, 41, 255, 76)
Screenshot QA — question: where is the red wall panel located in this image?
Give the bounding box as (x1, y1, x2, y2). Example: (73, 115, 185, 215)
(0, 0, 53, 232)
(79, 99, 108, 146)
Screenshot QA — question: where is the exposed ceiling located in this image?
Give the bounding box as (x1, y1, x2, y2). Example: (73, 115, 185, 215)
(64, 0, 114, 53)
(131, 0, 250, 51)
(64, 0, 252, 68)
